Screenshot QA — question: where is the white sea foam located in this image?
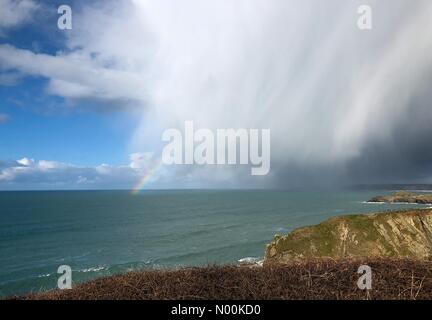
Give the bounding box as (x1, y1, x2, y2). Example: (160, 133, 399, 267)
(78, 266, 106, 273)
(238, 257, 259, 263)
(238, 257, 264, 267)
(37, 273, 51, 278)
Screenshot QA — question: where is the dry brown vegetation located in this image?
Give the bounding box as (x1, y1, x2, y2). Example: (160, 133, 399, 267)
(12, 258, 432, 300)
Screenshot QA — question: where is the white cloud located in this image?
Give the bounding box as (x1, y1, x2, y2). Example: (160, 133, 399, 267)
(0, 0, 38, 33)
(0, 154, 164, 190)
(129, 152, 154, 169)
(16, 157, 34, 166)
(0, 44, 145, 101)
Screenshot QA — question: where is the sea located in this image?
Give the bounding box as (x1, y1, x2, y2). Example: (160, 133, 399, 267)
(0, 189, 429, 297)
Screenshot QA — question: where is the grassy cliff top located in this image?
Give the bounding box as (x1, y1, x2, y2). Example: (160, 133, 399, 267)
(265, 209, 432, 263)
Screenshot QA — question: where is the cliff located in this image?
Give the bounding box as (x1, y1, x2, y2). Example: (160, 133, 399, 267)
(368, 191, 432, 204)
(265, 209, 432, 263)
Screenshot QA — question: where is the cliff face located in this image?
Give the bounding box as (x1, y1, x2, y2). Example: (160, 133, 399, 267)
(265, 209, 432, 263)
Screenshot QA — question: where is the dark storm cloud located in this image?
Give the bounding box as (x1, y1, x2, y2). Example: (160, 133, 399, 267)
(346, 89, 432, 184)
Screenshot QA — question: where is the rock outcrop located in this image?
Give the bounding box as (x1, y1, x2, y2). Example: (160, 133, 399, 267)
(265, 209, 432, 264)
(368, 191, 432, 204)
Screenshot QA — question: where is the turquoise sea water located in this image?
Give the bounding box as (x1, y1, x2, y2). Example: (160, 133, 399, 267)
(0, 189, 428, 297)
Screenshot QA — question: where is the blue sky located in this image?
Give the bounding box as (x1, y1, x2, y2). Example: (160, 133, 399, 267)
(0, 0, 156, 190)
(0, 76, 137, 166)
(0, 0, 134, 166)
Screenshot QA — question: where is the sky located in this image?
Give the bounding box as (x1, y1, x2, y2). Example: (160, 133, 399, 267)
(1, 0, 432, 190)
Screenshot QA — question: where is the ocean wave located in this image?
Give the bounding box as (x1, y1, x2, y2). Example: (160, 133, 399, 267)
(37, 273, 51, 278)
(392, 202, 425, 205)
(238, 257, 263, 266)
(238, 257, 260, 263)
(36, 266, 107, 278)
(362, 200, 430, 205)
(76, 266, 106, 273)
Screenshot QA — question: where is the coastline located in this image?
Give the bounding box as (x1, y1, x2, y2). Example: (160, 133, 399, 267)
(5, 192, 432, 299)
(11, 206, 432, 300)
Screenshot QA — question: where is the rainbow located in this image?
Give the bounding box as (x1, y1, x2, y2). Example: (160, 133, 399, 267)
(130, 159, 164, 195)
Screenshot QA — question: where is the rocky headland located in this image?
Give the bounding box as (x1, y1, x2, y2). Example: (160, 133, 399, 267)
(368, 191, 432, 204)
